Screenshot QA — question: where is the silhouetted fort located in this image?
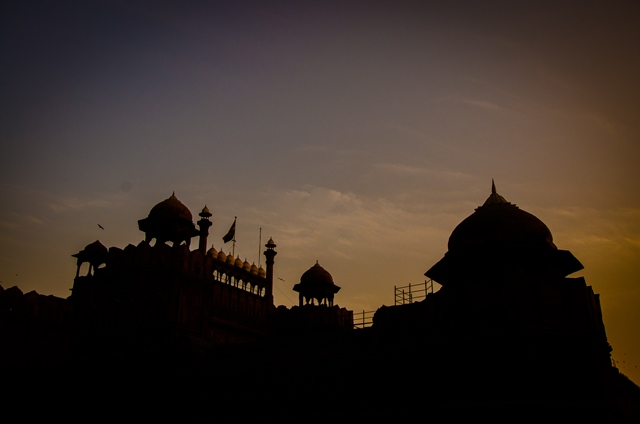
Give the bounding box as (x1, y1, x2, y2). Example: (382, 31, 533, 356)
(2, 183, 639, 420)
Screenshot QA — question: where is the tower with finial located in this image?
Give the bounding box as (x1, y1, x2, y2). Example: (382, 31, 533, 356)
(263, 237, 277, 304)
(197, 205, 212, 254)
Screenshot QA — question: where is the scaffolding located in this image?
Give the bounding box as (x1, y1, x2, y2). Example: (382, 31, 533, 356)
(352, 310, 375, 329)
(352, 280, 437, 328)
(394, 280, 435, 305)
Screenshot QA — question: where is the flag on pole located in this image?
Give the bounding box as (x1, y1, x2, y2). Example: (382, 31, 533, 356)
(222, 217, 236, 243)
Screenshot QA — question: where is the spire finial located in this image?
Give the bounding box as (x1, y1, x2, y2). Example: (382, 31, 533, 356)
(482, 179, 510, 206)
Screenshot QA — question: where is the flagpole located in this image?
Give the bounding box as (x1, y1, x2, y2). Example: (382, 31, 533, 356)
(222, 216, 237, 254)
(232, 216, 236, 257)
(258, 227, 262, 268)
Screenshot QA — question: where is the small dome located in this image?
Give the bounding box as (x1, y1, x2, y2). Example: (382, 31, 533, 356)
(243, 259, 251, 271)
(258, 267, 266, 278)
(250, 263, 259, 275)
(217, 250, 227, 261)
(300, 261, 335, 286)
(200, 205, 211, 215)
(149, 193, 193, 222)
(207, 246, 218, 257)
(234, 257, 244, 268)
(293, 261, 341, 302)
(226, 253, 235, 265)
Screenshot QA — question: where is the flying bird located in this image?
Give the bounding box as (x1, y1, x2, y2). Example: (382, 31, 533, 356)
(98, 224, 104, 230)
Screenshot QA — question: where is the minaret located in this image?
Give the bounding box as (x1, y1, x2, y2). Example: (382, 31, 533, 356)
(263, 237, 277, 304)
(197, 205, 212, 254)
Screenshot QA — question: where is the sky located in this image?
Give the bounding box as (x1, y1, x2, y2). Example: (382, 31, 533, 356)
(1, 0, 639, 383)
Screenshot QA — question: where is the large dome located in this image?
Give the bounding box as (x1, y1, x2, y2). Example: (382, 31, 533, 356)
(425, 182, 583, 283)
(448, 187, 556, 252)
(148, 193, 193, 222)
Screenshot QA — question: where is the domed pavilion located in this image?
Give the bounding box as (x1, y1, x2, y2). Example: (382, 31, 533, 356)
(293, 261, 341, 306)
(138, 192, 200, 247)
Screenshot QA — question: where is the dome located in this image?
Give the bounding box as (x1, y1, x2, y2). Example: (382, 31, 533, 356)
(226, 253, 235, 265)
(217, 250, 227, 262)
(148, 193, 193, 222)
(300, 261, 335, 287)
(250, 263, 259, 275)
(234, 257, 244, 268)
(447, 182, 556, 252)
(425, 181, 583, 283)
(243, 259, 251, 271)
(293, 261, 341, 306)
(84, 240, 108, 255)
(207, 246, 218, 257)
(200, 205, 211, 218)
(258, 267, 266, 278)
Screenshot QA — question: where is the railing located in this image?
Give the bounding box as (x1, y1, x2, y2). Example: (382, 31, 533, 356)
(353, 310, 375, 329)
(394, 280, 436, 305)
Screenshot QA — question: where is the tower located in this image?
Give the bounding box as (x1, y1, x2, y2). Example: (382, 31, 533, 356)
(197, 205, 212, 254)
(263, 237, 277, 304)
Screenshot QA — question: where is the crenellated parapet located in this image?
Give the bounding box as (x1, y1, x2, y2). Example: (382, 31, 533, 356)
(73, 239, 270, 299)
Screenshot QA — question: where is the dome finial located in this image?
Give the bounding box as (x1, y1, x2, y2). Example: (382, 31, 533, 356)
(482, 179, 509, 206)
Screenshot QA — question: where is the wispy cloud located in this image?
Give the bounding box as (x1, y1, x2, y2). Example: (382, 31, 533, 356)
(262, 185, 456, 262)
(47, 197, 114, 214)
(458, 98, 504, 112)
(444, 94, 505, 112)
(374, 163, 474, 180)
(25, 215, 44, 225)
(544, 206, 640, 255)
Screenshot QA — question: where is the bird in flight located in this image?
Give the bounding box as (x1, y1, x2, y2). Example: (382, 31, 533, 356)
(98, 224, 104, 230)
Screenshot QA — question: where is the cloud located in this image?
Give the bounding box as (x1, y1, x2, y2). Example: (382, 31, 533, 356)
(374, 163, 474, 181)
(458, 98, 504, 112)
(263, 185, 454, 262)
(544, 206, 640, 255)
(444, 95, 505, 112)
(25, 215, 44, 225)
(47, 196, 119, 214)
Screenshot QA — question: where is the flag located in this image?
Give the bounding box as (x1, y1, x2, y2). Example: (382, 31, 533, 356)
(222, 218, 236, 243)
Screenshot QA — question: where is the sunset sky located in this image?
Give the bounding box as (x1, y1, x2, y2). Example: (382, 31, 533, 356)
(2, 1, 639, 383)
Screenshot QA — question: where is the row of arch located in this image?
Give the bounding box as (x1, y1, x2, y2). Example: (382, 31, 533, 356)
(212, 269, 266, 297)
(73, 240, 270, 299)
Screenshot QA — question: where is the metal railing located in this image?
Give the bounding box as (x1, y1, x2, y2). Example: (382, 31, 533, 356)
(353, 310, 375, 329)
(394, 280, 435, 305)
